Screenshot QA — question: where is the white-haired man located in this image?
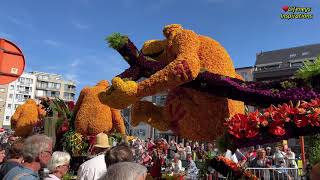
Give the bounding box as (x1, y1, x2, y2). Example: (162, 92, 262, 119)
(4, 134, 53, 180)
(105, 162, 147, 180)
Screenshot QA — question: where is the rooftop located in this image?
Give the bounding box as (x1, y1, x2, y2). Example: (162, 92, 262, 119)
(255, 43, 320, 65)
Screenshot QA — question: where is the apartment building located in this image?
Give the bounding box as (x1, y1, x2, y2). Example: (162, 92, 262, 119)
(3, 73, 37, 127)
(30, 72, 76, 102)
(254, 43, 320, 81)
(1, 72, 77, 128)
(0, 85, 9, 128)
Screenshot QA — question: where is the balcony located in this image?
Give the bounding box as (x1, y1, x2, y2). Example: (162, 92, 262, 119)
(36, 84, 61, 91)
(18, 82, 32, 86)
(63, 96, 75, 101)
(18, 90, 32, 94)
(64, 88, 76, 93)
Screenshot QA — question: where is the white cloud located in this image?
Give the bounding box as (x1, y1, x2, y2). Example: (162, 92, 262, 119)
(72, 22, 90, 30)
(70, 59, 81, 68)
(44, 39, 60, 47)
(7, 16, 34, 29)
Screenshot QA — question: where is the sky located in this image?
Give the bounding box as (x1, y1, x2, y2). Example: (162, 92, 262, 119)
(0, 0, 319, 98)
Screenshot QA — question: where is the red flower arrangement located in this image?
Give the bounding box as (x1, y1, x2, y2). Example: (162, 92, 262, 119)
(209, 156, 258, 180)
(224, 98, 320, 149)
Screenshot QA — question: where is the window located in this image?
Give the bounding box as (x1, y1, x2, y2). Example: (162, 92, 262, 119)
(48, 82, 53, 88)
(51, 91, 59, 97)
(7, 104, 12, 109)
(23, 95, 31, 100)
(289, 53, 296, 58)
(132, 129, 146, 136)
(291, 62, 303, 67)
(10, 85, 14, 90)
(5, 116, 10, 121)
(56, 83, 61, 89)
(0, 88, 5, 92)
(18, 77, 25, 83)
(258, 64, 281, 71)
(9, 94, 13, 99)
(64, 92, 69, 99)
(25, 87, 31, 93)
(16, 94, 23, 101)
(240, 72, 249, 81)
(302, 51, 310, 56)
(41, 75, 48, 80)
(37, 90, 46, 97)
(41, 82, 48, 88)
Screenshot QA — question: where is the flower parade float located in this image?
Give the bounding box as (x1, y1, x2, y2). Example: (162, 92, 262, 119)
(11, 99, 46, 137)
(206, 156, 258, 180)
(218, 98, 320, 151)
(106, 33, 320, 108)
(51, 80, 127, 153)
(102, 24, 245, 141)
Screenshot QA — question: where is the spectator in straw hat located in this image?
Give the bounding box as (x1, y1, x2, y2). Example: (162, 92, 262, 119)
(77, 133, 111, 180)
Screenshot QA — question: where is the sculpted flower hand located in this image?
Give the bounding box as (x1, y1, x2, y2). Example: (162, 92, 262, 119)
(102, 77, 139, 109)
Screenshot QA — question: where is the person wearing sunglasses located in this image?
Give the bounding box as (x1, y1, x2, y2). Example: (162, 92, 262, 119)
(45, 151, 71, 180)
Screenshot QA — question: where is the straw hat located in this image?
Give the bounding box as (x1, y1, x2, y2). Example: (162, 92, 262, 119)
(93, 133, 111, 148)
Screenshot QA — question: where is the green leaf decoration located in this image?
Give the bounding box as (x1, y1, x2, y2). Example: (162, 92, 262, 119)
(296, 56, 320, 80)
(106, 33, 128, 50)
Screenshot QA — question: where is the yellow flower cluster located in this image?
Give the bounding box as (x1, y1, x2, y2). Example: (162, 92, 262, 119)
(100, 77, 138, 109)
(141, 39, 167, 55)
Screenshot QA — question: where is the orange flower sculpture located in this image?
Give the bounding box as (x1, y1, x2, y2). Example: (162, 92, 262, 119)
(102, 24, 244, 141)
(11, 99, 46, 137)
(74, 80, 126, 136)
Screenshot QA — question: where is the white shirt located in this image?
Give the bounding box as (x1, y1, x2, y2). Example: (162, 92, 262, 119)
(225, 149, 238, 163)
(171, 160, 183, 172)
(44, 174, 60, 180)
(77, 154, 107, 180)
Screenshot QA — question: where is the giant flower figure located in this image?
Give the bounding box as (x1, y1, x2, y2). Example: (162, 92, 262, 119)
(74, 80, 126, 136)
(11, 99, 46, 137)
(101, 24, 244, 141)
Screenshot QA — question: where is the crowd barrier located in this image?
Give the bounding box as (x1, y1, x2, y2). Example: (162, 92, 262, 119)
(208, 168, 302, 180)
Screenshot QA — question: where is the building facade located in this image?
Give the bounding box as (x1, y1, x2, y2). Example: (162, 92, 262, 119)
(0, 85, 9, 128)
(30, 72, 76, 102)
(254, 44, 320, 81)
(3, 73, 37, 127)
(235, 66, 254, 81)
(2, 72, 77, 128)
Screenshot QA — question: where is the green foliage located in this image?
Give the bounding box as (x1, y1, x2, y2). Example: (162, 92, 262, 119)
(106, 33, 128, 50)
(296, 56, 320, 80)
(62, 173, 77, 180)
(280, 81, 297, 89)
(306, 135, 320, 165)
(51, 97, 75, 130)
(63, 130, 88, 156)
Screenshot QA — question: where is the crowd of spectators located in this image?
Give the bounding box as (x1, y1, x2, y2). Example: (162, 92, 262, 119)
(0, 132, 319, 180)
